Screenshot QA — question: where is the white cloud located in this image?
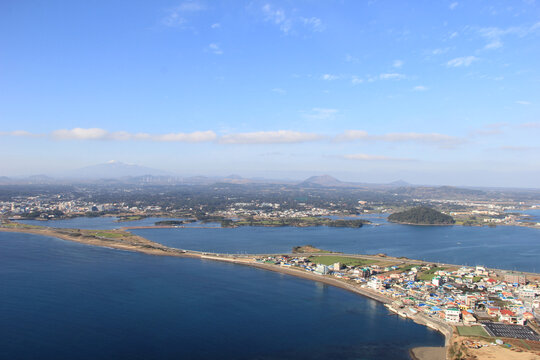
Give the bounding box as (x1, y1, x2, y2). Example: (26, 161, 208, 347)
(162, 1, 206, 27)
(301, 17, 325, 32)
(379, 73, 406, 80)
(321, 74, 339, 81)
(271, 88, 286, 94)
(479, 22, 540, 50)
(431, 47, 450, 55)
(0, 130, 42, 137)
(470, 122, 508, 136)
(516, 100, 531, 105)
(484, 39, 502, 50)
(262, 4, 324, 34)
(207, 43, 223, 55)
(380, 132, 463, 146)
(446, 56, 478, 67)
(219, 130, 322, 144)
(154, 131, 217, 142)
(449, 2, 458, 10)
(345, 54, 360, 63)
(351, 76, 364, 85)
(343, 154, 413, 161)
(52, 128, 109, 140)
(393, 60, 403, 68)
(499, 146, 538, 152)
(335, 130, 463, 147)
(0, 127, 465, 148)
(50, 128, 216, 142)
(413, 85, 428, 91)
(520, 122, 540, 128)
(335, 130, 369, 141)
(262, 4, 292, 33)
(303, 108, 338, 120)
(211, 23, 220, 29)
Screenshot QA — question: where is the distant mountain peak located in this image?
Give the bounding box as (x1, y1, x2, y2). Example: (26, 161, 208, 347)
(300, 174, 343, 187)
(389, 179, 410, 186)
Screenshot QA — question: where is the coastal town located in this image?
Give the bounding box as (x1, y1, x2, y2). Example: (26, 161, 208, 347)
(1, 182, 540, 358)
(1, 187, 539, 229)
(249, 252, 540, 357)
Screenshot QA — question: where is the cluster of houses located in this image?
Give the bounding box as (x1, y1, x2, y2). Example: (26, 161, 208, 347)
(215, 204, 344, 220)
(255, 255, 540, 328)
(1, 197, 161, 218)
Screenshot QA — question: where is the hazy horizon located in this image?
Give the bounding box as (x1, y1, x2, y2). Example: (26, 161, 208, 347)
(1, 160, 539, 190)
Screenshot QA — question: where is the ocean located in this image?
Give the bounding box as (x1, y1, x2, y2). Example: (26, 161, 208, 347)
(0, 231, 443, 359)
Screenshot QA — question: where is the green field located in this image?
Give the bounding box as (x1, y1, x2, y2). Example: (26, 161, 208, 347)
(417, 267, 446, 281)
(308, 255, 377, 267)
(92, 231, 126, 239)
(398, 264, 417, 272)
(456, 326, 489, 337)
(1, 222, 43, 229)
(116, 215, 147, 222)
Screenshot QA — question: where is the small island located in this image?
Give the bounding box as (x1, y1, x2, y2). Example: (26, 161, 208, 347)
(292, 245, 333, 254)
(220, 217, 368, 228)
(154, 219, 197, 226)
(388, 207, 455, 225)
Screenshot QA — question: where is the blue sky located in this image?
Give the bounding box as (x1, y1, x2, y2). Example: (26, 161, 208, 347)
(1, 0, 539, 187)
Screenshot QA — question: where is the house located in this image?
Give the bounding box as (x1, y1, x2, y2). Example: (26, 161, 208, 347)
(314, 264, 329, 275)
(461, 310, 476, 325)
(504, 274, 526, 285)
(445, 308, 461, 323)
(499, 309, 516, 323)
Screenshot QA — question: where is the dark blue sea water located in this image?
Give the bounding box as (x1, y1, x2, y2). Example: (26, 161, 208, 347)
(18, 217, 540, 272)
(0, 232, 443, 360)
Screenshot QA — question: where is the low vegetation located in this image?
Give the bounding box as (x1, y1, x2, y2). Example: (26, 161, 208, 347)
(221, 217, 368, 228)
(154, 219, 196, 226)
(308, 255, 378, 267)
(456, 326, 489, 337)
(417, 267, 446, 281)
(115, 215, 148, 222)
(292, 245, 333, 254)
(388, 206, 455, 225)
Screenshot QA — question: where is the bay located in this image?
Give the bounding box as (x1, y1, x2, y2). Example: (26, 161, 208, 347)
(18, 217, 540, 272)
(0, 232, 443, 360)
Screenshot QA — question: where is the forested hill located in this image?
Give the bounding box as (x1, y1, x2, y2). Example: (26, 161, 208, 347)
(388, 207, 455, 225)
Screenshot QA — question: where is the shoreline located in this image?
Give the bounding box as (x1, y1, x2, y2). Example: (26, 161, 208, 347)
(12, 215, 540, 230)
(0, 225, 452, 358)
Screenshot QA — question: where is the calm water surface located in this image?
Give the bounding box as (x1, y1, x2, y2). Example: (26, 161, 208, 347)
(18, 217, 540, 272)
(18, 216, 212, 229)
(0, 232, 443, 360)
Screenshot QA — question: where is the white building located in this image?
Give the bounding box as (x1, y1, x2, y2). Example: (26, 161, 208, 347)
(445, 308, 461, 323)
